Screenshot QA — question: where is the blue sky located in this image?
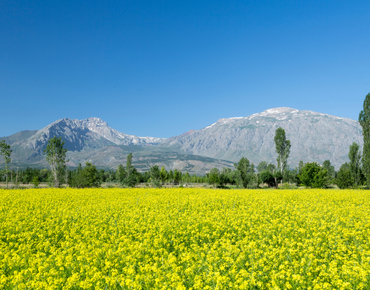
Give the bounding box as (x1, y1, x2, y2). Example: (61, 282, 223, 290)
(1, 0, 369, 138)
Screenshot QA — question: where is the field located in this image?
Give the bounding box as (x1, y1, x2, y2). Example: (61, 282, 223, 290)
(0, 189, 369, 289)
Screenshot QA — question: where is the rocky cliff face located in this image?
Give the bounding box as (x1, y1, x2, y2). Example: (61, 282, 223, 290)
(165, 107, 363, 169)
(10, 117, 166, 159)
(2, 117, 234, 174)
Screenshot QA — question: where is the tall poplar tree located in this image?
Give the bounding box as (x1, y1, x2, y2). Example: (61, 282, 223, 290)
(0, 140, 12, 188)
(359, 93, 370, 186)
(274, 127, 291, 177)
(44, 136, 68, 187)
(348, 142, 361, 187)
(125, 153, 139, 187)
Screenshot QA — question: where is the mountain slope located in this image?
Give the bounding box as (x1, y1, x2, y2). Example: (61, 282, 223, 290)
(164, 107, 363, 169)
(1, 117, 233, 174)
(0, 130, 38, 145)
(11, 117, 165, 157)
(1, 109, 364, 172)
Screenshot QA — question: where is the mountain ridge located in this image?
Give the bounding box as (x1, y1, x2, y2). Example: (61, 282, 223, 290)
(0, 107, 364, 171)
(164, 107, 362, 169)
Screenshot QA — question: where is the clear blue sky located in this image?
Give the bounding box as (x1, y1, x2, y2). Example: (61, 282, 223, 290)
(1, 0, 369, 138)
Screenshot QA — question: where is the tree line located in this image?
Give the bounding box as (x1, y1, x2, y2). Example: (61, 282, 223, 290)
(1, 92, 370, 189)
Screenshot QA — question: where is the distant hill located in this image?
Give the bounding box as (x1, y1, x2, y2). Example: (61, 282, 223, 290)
(164, 107, 363, 169)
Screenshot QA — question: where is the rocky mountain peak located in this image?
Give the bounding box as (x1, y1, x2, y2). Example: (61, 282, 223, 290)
(165, 107, 363, 169)
(81, 117, 108, 128)
(261, 107, 299, 115)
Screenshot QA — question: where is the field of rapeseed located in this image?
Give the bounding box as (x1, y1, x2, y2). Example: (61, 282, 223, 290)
(0, 188, 370, 289)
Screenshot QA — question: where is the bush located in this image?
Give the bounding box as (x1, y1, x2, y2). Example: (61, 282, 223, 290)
(259, 171, 276, 188)
(31, 176, 40, 188)
(298, 163, 329, 188)
(336, 164, 353, 189)
(69, 163, 101, 188)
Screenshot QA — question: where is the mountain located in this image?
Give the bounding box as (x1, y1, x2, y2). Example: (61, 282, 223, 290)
(12, 117, 165, 155)
(0, 130, 38, 145)
(65, 145, 234, 175)
(1, 117, 234, 174)
(164, 107, 363, 169)
(1, 108, 364, 172)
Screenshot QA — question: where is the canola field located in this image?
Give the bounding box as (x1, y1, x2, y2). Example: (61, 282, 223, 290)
(0, 188, 370, 290)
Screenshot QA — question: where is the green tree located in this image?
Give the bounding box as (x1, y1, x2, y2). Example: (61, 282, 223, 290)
(124, 153, 139, 187)
(257, 161, 268, 172)
(259, 170, 276, 188)
(219, 167, 232, 186)
(257, 161, 276, 174)
(126, 153, 134, 179)
(274, 127, 291, 182)
(336, 163, 353, 189)
(348, 142, 362, 187)
(359, 93, 370, 187)
(43, 136, 68, 187)
(116, 164, 126, 184)
(168, 170, 174, 184)
(183, 172, 191, 183)
(149, 165, 161, 187)
(312, 169, 330, 188)
(322, 160, 335, 180)
(160, 166, 168, 185)
(173, 169, 182, 185)
(209, 168, 220, 188)
(234, 157, 254, 188)
(299, 162, 329, 188)
(71, 163, 84, 188)
(69, 162, 101, 188)
(31, 176, 40, 188)
(0, 140, 12, 188)
(298, 161, 304, 173)
(81, 162, 101, 187)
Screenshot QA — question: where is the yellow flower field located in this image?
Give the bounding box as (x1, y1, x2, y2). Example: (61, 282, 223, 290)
(0, 188, 369, 289)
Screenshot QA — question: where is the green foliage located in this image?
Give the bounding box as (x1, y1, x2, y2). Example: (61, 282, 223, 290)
(81, 162, 101, 188)
(168, 170, 174, 184)
(149, 165, 161, 187)
(183, 172, 191, 183)
(234, 157, 254, 188)
(282, 169, 298, 184)
(274, 127, 291, 175)
(68, 162, 101, 188)
(312, 169, 330, 188)
(274, 171, 283, 185)
(257, 161, 276, 173)
(359, 93, 370, 187)
(0, 140, 12, 188)
(160, 166, 167, 185)
(208, 168, 220, 187)
(43, 136, 68, 187)
(280, 183, 299, 189)
(173, 169, 182, 185)
(123, 153, 139, 187)
(322, 160, 335, 180)
(336, 163, 353, 189)
(31, 176, 40, 188)
(257, 161, 268, 172)
(348, 142, 362, 186)
(116, 164, 126, 183)
(298, 162, 329, 188)
(259, 170, 276, 188)
(219, 167, 232, 185)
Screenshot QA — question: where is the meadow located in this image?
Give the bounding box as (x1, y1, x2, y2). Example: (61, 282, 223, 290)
(0, 188, 369, 289)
